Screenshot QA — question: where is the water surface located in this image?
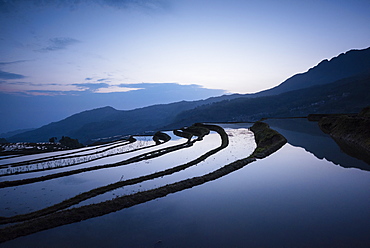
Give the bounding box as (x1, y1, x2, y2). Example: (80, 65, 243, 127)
(1, 121, 369, 247)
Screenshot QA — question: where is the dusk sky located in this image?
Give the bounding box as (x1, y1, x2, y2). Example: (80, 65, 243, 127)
(1, 0, 370, 132)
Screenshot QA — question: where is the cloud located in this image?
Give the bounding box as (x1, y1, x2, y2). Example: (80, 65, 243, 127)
(18, 90, 71, 96)
(97, 78, 109, 82)
(0, 81, 85, 95)
(0, 60, 30, 66)
(0, 70, 26, 80)
(118, 82, 215, 92)
(37, 37, 80, 52)
(0, 60, 29, 80)
(99, 0, 167, 10)
(0, 80, 226, 99)
(0, 0, 167, 12)
(0, 79, 139, 95)
(116, 82, 226, 100)
(73, 82, 140, 93)
(95, 85, 141, 93)
(73, 82, 110, 91)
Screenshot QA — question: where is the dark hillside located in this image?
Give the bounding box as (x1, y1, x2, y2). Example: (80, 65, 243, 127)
(8, 106, 119, 143)
(7, 47, 370, 144)
(8, 100, 211, 143)
(167, 73, 370, 128)
(7, 92, 246, 144)
(9, 73, 370, 144)
(256, 47, 370, 96)
(69, 101, 203, 142)
(318, 106, 370, 165)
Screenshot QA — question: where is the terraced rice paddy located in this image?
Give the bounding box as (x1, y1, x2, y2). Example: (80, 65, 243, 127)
(1, 121, 369, 248)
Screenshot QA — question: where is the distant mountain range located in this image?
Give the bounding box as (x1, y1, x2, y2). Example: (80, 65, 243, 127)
(168, 73, 370, 128)
(255, 47, 370, 96)
(7, 47, 370, 144)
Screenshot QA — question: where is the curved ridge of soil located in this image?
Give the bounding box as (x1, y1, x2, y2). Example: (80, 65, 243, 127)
(0, 138, 133, 163)
(317, 107, 370, 165)
(153, 131, 171, 145)
(1, 140, 133, 169)
(0, 138, 194, 188)
(249, 121, 287, 158)
(0, 140, 154, 177)
(0, 124, 226, 225)
(0, 123, 286, 244)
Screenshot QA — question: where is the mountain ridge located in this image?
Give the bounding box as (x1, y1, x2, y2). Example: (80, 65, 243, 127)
(6, 47, 370, 144)
(255, 47, 370, 96)
(166, 73, 370, 128)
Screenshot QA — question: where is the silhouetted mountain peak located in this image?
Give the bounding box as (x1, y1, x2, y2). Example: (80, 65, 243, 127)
(257, 46, 370, 96)
(78, 106, 117, 113)
(312, 59, 329, 68)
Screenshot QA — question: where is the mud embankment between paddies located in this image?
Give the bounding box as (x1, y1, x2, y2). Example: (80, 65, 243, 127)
(0, 122, 287, 244)
(249, 121, 287, 158)
(0, 137, 192, 188)
(313, 106, 370, 165)
(0, 124, 227, 225)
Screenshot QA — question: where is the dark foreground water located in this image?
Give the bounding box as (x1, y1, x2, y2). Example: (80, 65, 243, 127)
(1, 120, 369, 248)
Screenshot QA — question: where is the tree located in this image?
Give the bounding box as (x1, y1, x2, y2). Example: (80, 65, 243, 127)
(59, 136, 83, 149)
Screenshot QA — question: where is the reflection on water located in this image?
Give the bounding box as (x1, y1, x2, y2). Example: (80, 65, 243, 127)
(265, 118, 370, 171)
(1, 122, 369, 248)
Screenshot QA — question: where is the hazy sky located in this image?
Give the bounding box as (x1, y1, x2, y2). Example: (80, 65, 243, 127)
(0, 0, 370, 132)
(1, 0, 369, 94)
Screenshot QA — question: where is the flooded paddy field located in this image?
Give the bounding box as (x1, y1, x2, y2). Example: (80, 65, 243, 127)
(0, 121, 369, 247)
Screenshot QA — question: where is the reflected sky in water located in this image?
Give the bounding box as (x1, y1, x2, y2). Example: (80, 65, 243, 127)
(1, 121, 369, 247)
